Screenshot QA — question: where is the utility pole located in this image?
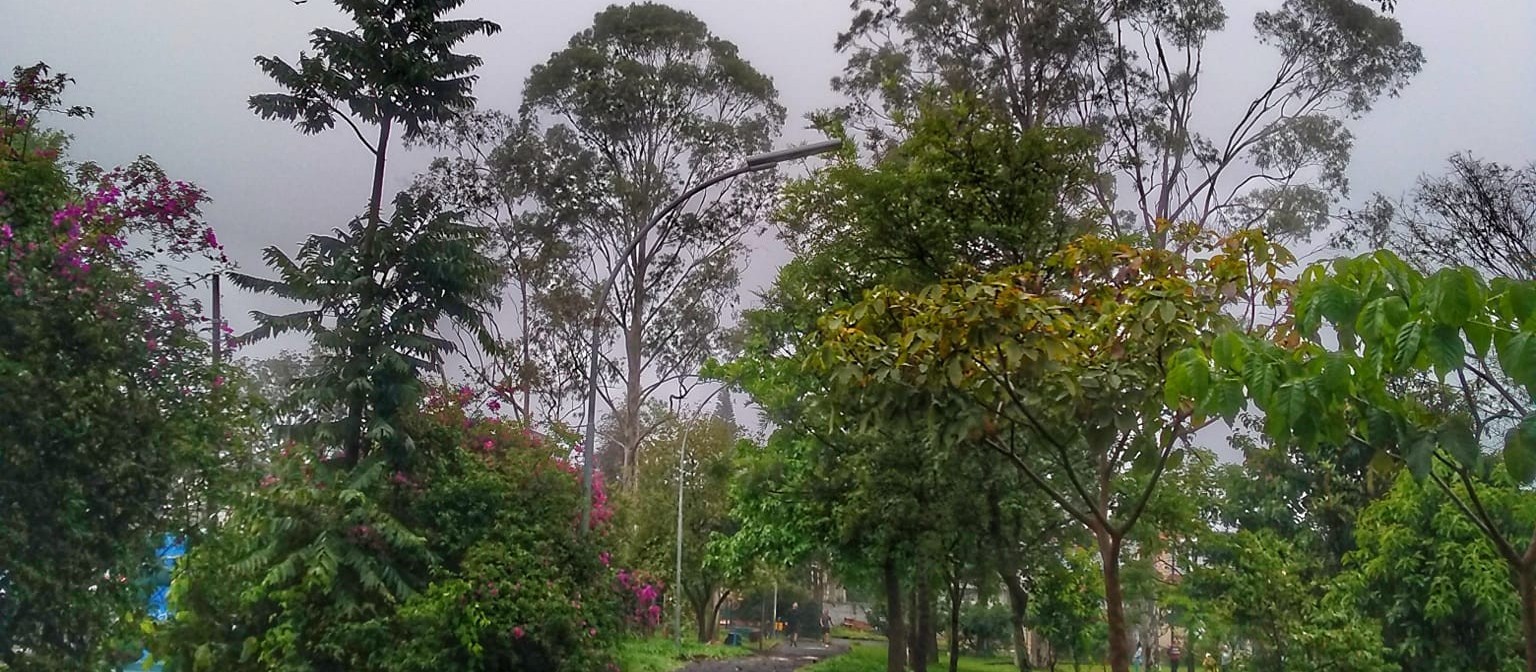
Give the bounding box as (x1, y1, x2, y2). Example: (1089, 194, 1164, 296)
(772, 580, 779, 642)
(210, 272, 222, 365)
(675, 423, 691, 653)
(675, 385, 728, 653)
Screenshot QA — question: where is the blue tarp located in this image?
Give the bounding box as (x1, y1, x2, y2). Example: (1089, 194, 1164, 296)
(125, 536, 182, 671)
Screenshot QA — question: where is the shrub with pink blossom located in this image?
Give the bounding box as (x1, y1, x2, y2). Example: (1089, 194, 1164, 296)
(0, 63, 254, 670)
(155, 386, 626, 671)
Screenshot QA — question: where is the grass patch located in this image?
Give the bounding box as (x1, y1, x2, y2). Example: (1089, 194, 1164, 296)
(805, 642, 1108, 672)
(831, 626, 886, 642)
(615, 637, 752, 672)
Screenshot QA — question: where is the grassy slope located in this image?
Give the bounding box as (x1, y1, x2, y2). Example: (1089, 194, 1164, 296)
(615, 637, 754, 672)
(805, 643, 1110, 672)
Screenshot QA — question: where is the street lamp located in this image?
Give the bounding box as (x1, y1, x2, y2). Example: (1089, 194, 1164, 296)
(579, 139, 843, 532)
(671, 385, 728, 652)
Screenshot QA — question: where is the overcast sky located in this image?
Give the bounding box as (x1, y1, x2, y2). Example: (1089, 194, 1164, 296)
(7, 0, 1536, 419)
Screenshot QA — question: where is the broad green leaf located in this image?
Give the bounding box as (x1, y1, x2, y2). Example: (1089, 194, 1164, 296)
(1315, 281, 1361, 327)
(1243, 356, 1280, 408)
(1356, 296, 1410, 344)
(1164, 348, 1210, 407)
(1503, 415, 1536, 485)
(1438, 416, 1480, 468)
(1496, 279, 1536, 325)
(1463, 320, 1493, 359)
(1268, 381, 1312, 446)
(1405, 430, 1435, 480)
(1423, 324, 1466, 380)
(1364, 406, 1399, 447)
(1392, 320, 1423, 372)
(1366, 449, 1399, 489)
(946, 357, 965, 387)
(1320, 355, 1355, 398)
(1423, 266, 1484, 327)
(1497, 331, 1536, 392)
(1212, 331, 1247, 370)
(1200, 376, 1246, 423)
(1165, 448, 1186, 471)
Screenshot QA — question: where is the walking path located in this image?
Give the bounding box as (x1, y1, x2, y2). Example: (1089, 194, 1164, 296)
(679, 640, 850, 672)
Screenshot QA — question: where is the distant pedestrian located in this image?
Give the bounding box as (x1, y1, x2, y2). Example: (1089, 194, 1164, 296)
(1133, 646, 1144, 672)
(786, 602, 800, 647)
(1168, 641, 1182, 672)
(820, 610, 833, 646)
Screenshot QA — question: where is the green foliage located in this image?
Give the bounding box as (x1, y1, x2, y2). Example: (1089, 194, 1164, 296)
(0, 64, 257, 670)
(1334, 472, 1530, 672)
(1187, 530, 1394, 672)
(803, 643, 1033, 672)
(1029, 546, 1108, 665)
(153, 395, 621, 671)
(249, 0, 500, 145)
(1335, 153, 1536, 281)
(246, 0, 503, 471)
(718, 97, 1099, 627)
(515, 1, 786, 485)
(1216, 417, 1378, 570)
(229, 191, 502, 469)
(620, 409, 740, 641)
(780, 96, 1098, 290)
(808, 228, 1292, 669)
(955, 602, 1011, 656)
(614, 637, 749, 672)
(833, 0, 1423, 243)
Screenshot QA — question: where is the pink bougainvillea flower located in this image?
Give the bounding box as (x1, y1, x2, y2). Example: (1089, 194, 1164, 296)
(488, 399, 501, 413)
(512, 626, 525, 639)
(599, 551, 611, 567)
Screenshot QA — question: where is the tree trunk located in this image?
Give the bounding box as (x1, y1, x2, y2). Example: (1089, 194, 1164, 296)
(367, 117, 391, 231)
(695, 596, 711, 643)
(1097, 530, 1131, 672)
(620, 234, 648, 489)
(1519, 565, 1536, 672)
(948, 577, 962, 672)
(885, 556, 907, 672)
(926, 585, 939, 665)
(709, 590, 731, 643)
(342, 116, 394, 469)
(517, 274, 532, 423)
(1001, 568, 1032, 672)
(910, 579, 926, 672)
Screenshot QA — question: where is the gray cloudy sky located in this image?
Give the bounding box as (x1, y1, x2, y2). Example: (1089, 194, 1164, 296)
(7, 0, 1536, 368)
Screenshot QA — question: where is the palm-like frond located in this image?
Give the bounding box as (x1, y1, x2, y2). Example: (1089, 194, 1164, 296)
(230, 189, 501, 467)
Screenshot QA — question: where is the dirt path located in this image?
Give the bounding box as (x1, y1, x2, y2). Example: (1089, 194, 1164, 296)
(677, 641, 850, 672)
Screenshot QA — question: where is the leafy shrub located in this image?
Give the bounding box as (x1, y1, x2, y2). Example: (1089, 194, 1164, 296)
(1, 63, 252, 670)
(154, 390, 623, 671)
(958, 601, 1012, 656)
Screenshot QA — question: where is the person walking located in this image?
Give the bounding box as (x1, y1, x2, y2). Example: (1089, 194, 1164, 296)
(1167, 641, 1182, 672)
(1133, 645, 1145, 672)
(820, 610, 833, 647)
(786, 602, 800, 647)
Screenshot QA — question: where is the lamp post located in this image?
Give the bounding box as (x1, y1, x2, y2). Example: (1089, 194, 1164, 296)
(672, 385, 729, 652)
(579, 139, 842, 532)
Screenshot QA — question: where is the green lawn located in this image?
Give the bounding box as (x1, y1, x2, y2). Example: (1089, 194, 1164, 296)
(806, 642, 1110, 672)
(615, 637, 753, 672)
